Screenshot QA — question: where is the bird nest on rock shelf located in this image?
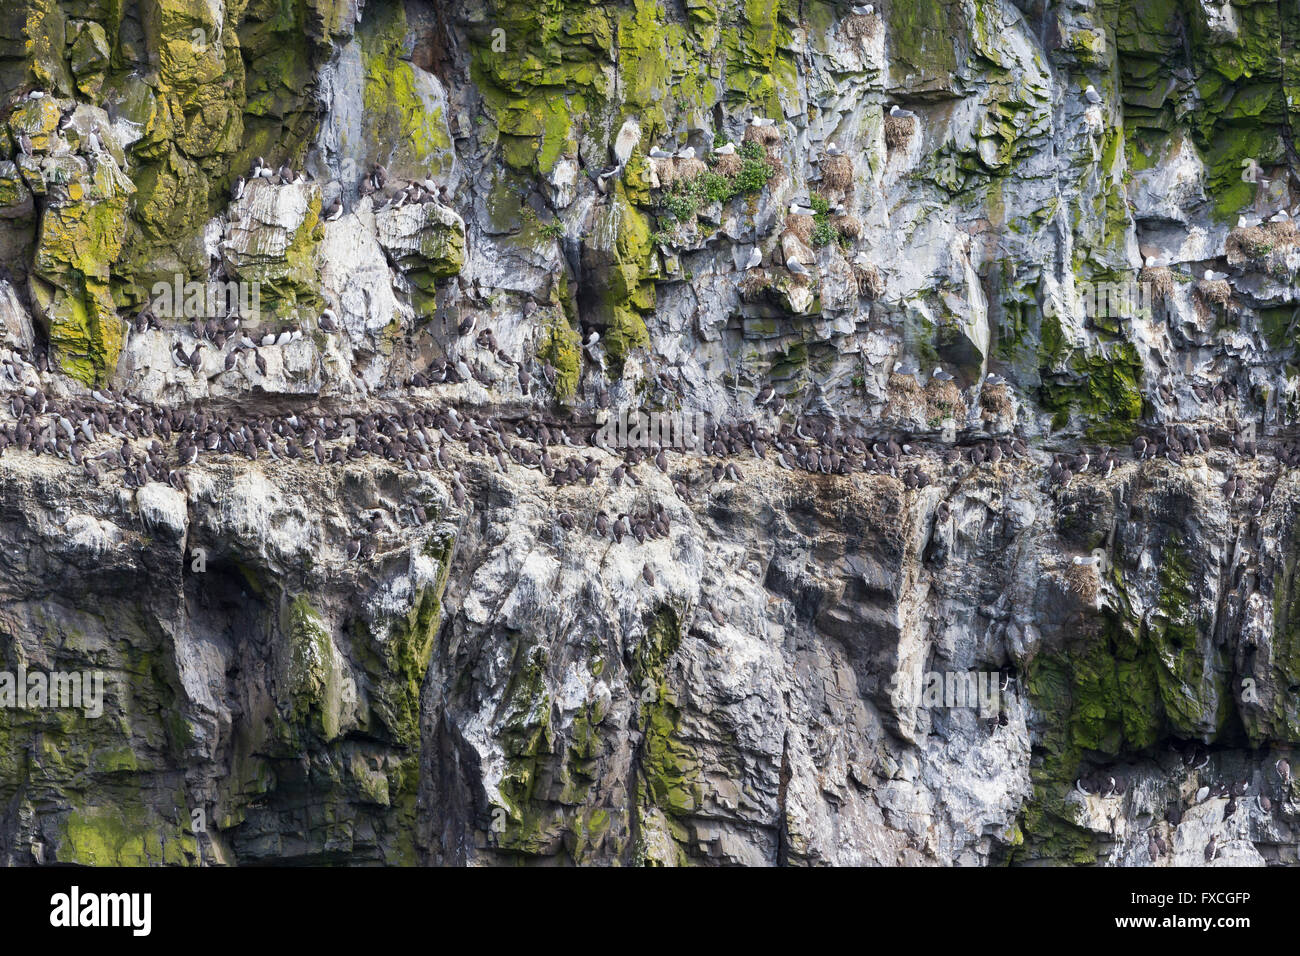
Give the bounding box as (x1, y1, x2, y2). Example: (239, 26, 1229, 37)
(1225, 220, 1300, 269)
(979, 383, 1014, 417)
(885, 114, 916, 150)
(1064, 562, 1101, 603)
(924, 378, 967, 424)
(673, 157, 707, 181)
(712, 152, 741, 177)
(743, 123, 782, 146)
(821, 154, 854, 193)
(737, 271, 772, 302)
(649, 156, 676, 186)
(783, 215, 813, 245)
(843, 12, 880, 39)
(853, 262, 883, 298)
(652, 156, 707, 187)
(883, 373, 925, 421)
(1139, 265, 1173, 302)
(832, 213, 862, 239)
(1194, 278, 1231, 307)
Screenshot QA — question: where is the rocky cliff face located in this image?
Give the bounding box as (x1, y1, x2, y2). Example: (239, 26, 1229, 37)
(1, 0, 1299, 866)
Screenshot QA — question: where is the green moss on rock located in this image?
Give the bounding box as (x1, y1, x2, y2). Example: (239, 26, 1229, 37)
(28, 157, 133, 384)
(58, 803, 198, 866)
(358, 2, 455, 179)
(630, 608, 701, 864)
(283, 594, 344, 741)
(539, 314, 581, 398)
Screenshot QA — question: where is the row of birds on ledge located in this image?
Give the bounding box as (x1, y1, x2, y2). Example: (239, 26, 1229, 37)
(0, 355, 1028, 497)
(0, 344, 1294, 526)
(1073, 754, 1294, 860)
(4, 268, 1300, 564)
(130, 308, 344, 375)
(231, 158, 451, 219)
